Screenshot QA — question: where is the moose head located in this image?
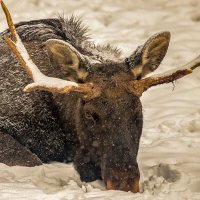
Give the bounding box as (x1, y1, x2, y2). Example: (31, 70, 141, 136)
(1, 1, 200, 193)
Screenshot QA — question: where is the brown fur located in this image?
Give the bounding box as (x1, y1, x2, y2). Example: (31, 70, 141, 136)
(0, 6, 172, 192)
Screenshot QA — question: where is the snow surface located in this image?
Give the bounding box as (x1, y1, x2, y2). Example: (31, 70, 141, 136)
(1, 0, 200, 199)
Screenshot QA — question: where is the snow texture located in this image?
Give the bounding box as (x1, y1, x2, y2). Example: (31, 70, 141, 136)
(1, 0, 200, 199)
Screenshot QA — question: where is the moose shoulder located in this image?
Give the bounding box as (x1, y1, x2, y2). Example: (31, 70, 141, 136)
(0, 1, 200, 193)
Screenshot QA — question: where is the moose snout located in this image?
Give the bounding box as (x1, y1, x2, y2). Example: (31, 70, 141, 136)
(104, 169, 140, 193)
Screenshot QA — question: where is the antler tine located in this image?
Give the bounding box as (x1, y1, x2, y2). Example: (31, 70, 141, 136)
(1, 1, 87, 94)
(1, 1, 17, 42)
(131, 55, 200, 96)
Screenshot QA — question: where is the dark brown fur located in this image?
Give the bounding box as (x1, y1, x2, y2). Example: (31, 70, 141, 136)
(0, 16, 170, 191)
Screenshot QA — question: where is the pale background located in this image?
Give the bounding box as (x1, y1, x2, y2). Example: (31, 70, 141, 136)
(0, 0, 200, 199)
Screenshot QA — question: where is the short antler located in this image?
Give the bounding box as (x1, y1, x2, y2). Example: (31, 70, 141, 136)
(1, 1, 98, 98)
(131, 54, 200, 96)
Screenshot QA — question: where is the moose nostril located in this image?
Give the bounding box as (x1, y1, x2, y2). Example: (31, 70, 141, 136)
(136, 74, 142, 80)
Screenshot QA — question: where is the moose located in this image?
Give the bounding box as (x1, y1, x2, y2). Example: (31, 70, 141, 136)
(0, 1, 200, 193)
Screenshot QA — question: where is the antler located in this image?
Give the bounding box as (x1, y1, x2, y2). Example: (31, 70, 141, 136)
(131, 54, 200, 97)
(1, 1, 98, 98)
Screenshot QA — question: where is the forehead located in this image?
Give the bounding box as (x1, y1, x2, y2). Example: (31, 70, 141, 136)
(86, 76, 138, 104)
(88, 63, 134, 82)
(85, 82, 141, 116)
(89, 62, 131, 77)
(84, 63, 139, 101)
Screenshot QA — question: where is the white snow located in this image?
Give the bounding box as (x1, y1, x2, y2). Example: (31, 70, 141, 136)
(1, 0, 200, 199)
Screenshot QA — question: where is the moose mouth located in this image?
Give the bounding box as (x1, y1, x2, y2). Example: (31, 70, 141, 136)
(103, 168, 140, 193)
(106, 178, 140, 193)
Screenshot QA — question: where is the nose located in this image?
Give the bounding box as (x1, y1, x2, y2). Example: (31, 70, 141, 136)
(105, 171, 140, 193)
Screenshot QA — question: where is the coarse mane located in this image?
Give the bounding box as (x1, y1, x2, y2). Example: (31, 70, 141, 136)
(1, 16, 122, 64)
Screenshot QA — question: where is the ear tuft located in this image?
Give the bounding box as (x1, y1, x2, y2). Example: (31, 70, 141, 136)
(45, 39, 89, 82)
(126, 31, 170, 79)
(142, 31, 170, 75)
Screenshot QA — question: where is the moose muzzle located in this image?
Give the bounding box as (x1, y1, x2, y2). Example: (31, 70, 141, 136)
(104, 169, 140, 193)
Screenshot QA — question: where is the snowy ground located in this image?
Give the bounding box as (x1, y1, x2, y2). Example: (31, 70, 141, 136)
(1, 0, 200, 199)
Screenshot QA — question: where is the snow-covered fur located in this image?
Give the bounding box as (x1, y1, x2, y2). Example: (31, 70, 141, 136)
(1, 17, 122, 64)
(0, 17, 123, 164)
(0, 15, 169, 191)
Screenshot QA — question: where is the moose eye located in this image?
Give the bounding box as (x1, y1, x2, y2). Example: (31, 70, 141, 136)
(84, 111, 100, 124)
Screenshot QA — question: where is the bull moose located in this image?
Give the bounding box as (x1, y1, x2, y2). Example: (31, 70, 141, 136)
(0, 1, 200, 193)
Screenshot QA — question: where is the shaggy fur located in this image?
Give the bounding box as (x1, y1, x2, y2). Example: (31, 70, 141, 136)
(0, 15, 169, 192)
(0, 16, 124, 164)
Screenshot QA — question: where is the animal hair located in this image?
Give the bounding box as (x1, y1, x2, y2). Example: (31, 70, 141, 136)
(1, 16, 122, 64)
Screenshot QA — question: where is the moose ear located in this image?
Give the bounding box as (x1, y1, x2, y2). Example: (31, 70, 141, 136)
(126, 32, 170, 79)
(45, 39, 89, 82)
